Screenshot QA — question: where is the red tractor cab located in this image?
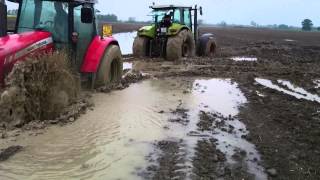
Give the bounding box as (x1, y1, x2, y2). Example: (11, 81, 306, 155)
(0, 0, 123, 87)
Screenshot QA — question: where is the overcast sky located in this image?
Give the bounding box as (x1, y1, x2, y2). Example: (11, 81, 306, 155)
(7, 0, 320, 27)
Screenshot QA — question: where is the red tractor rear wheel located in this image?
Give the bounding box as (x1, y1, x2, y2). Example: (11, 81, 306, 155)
(95, 45, 123, 87)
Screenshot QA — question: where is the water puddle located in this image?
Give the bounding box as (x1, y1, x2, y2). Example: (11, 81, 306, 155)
(231, 56, 257, 62)
(256, 90, 265, 97)
(255, 78, 320, 103)
(314, 80, 320, 89)
(0, 78, 267, 180)
(284, 39, 296, 42)
(113, 31, 137, 55)
(123, 62, 133, 70)
(189, 79, 266, 179)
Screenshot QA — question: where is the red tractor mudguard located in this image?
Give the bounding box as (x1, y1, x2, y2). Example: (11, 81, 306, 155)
(81, 36, 119, 73)
(0, 31, 54, 85)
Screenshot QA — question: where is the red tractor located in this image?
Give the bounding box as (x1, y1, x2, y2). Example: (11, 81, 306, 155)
(0, 0, 123, 88)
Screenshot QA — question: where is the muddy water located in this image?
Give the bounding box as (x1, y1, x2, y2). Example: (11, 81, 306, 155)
(0, 78, 267, 180)
(113, 32, 137, 55)
(123, 62, 133, 70)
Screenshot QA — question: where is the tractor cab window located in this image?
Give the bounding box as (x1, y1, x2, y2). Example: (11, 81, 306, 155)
(18, 0, 69, 43)
(152, 9, 183, 24)
(173, 9, 181, 23)
(183, 9, 191, 27)
(6, 1, 19, 32)
(152, 9, 173, 24)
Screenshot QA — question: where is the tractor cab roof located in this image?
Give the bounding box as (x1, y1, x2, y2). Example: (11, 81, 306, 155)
(7, 0, 97, 4)
(150, 5, 192, 10)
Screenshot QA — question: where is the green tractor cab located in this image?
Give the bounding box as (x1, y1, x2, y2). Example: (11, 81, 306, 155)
(133, 4, 217, 61)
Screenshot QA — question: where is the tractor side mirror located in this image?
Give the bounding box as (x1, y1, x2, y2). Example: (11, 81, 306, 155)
(81, 6, 93, 24)
(200, 6, 203, 16)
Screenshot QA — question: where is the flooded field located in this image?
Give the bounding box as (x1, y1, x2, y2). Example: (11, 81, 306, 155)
(113, 32, 137, 55)
(1, 26, 320, 180)
(0, 77, 267, 180)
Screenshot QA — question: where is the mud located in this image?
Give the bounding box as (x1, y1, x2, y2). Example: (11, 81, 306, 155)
(0, 52, 90, 130)
(123, 26, 320, 179)
(0, 26, 319, 179)
(142, 140, 188, 180)
(97, 70, 150, 93)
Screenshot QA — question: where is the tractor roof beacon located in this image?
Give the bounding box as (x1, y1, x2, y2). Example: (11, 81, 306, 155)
(0, 0, 123, 88)
(133, 4, 217, 61)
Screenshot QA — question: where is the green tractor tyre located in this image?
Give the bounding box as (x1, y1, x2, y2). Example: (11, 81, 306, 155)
(197, 34, 217, 57)
(95, 45, 123, 87)
(133, 36, 150, 57)
(204, 38, 217, 57)
(166, 29, 195, 61)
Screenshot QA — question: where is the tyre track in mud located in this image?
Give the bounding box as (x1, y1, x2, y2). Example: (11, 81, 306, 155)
(143, 102, 260, 179)
(142, 140, 188, 180)
(191, 138, 227, 179)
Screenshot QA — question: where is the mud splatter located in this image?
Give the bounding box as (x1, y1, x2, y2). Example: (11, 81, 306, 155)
(0, 52, 80, 129)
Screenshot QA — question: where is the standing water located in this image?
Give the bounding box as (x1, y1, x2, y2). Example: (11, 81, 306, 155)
(0, 78, 267, 180)
(113, 32, 137, 55)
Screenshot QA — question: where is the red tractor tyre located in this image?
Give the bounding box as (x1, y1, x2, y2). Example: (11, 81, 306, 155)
(96, 45, 123, 87)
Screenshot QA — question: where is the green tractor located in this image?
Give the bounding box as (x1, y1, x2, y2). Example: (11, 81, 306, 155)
(133, 5, 217, 61)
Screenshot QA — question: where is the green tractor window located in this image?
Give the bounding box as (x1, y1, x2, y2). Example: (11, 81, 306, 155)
(152, 9, 173, 24)
(173, 9, 181, 23)
(183, 9, 191, 27)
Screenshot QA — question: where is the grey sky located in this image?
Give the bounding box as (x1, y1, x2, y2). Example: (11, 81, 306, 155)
(7, 0, 320, 26)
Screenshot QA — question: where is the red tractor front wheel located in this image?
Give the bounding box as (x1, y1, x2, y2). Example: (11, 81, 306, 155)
(95, 45, 123, 87)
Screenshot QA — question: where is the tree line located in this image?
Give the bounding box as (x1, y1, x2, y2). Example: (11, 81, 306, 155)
(7, 9, 18, 15)
(97, 14, 151, 24)
(301, 19, 319, 31)
(216, 19, 320, 32)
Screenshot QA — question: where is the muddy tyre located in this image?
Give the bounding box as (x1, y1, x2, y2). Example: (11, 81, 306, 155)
(133, 36, 149, 57)
(96, 45, 123, 87)
(197, 34, 217, 57)
(203, 39, 217, 57)
(166, 29, 195, 61)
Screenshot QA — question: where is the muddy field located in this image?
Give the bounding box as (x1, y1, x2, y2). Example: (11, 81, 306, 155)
(123, 26, 320, 179)
(1, 26, 320, 180)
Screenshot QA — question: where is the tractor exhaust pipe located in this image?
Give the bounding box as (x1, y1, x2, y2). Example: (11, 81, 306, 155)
(0, 0, 7, 37)
(194, 5, 198, 44)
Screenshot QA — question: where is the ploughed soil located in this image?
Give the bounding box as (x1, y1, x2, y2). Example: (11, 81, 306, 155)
(1, 24, 320, 179)
(118, 25, 320, 179)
